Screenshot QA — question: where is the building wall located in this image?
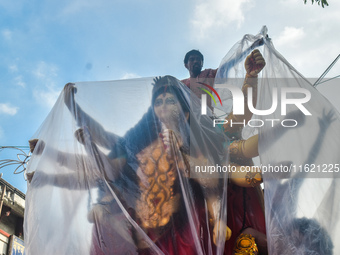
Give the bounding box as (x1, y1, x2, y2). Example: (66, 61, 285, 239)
(0, 233, 9, 255)
(0, 179, 25, 255)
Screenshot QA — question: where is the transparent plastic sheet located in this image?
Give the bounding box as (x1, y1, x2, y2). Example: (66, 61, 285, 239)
(25, 77, 233, 254)
(258, 34, 339, 255)
(215, 26, 339, 254)
(25, 26, 340, 255)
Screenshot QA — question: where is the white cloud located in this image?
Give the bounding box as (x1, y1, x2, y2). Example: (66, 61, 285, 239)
(0, 103, 19, 115)
(1, 28, 12, 41)
(271, 22, 338, 77)
(9, 64, 18, 72)
(33, 61, 58, 80)
(61, 0, 101, 16)
(33, 89, 60, 108)
(190, 0, 253, 40)
(7, 64, 26, 87)
(32, 61, 61, 108)
(120, 72, 141, 80)
(14, 75, 26, 88)
(275, 27, 306, 48)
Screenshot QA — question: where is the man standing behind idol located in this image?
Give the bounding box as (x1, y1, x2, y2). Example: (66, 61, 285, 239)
(181, 48, 269, 255)
(181, 49, 218, 108)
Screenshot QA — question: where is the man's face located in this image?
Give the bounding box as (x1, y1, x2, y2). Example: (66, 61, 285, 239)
(185, 54, 203, 76)
(153, 92, 182, 125)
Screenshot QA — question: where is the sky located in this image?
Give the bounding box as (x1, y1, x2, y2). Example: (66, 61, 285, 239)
(0, 0, 339, 193)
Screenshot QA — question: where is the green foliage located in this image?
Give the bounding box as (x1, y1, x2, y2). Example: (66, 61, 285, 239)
(304, 0, 329, 8)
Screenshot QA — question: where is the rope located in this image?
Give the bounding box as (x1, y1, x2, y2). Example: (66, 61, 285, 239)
(314, 54, 340, 87)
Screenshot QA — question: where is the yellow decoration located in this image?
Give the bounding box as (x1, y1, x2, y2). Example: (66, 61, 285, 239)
(234, 233, 259, 255)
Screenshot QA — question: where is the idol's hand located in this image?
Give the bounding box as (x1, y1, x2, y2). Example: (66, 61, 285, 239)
(213, 220, 232, 246)
(160, 123, 182, 154)
(26, 171, 35, 183)
(63, 82, 76, 109)
(245, 49, 266, 77)
(152, 76, 162, 86)
(161, 128, 172, 154)
(29, 139, 45, 155)
(74, 127, 91, 145)
(26, 171, 48, 187)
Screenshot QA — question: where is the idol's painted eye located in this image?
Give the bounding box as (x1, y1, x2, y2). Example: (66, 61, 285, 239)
(154, 98, 163, 107)
(165, 97, 177, 105)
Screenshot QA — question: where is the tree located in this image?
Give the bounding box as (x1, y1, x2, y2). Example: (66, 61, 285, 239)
(304, 0, 329, 8)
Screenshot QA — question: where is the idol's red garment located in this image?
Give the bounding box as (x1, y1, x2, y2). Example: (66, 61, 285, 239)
(224, 184, 266, 255)
(90, 200, 213, 255)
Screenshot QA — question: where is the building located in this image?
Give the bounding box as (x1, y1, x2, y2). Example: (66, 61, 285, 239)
(0, 178, 25, 255)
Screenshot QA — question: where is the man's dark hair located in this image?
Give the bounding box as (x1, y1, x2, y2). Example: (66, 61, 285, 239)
(184, 50, 204, 65)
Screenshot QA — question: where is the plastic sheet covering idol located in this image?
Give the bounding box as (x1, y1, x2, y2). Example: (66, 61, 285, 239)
(215, 26, 339, 254)
(25, 75, 235, 255)
(25, 26, 340, 255)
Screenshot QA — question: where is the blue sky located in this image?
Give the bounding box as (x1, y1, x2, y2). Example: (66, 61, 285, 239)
(0, 0, 339, 193)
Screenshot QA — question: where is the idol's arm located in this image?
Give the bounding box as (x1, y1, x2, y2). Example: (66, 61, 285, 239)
(63, 83, 120, 149)
(223, 50, 265, 137)
(228, 135, 262, 188)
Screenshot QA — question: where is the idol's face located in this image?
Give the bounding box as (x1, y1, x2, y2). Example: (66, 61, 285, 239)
(153, 92, 182, 124)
